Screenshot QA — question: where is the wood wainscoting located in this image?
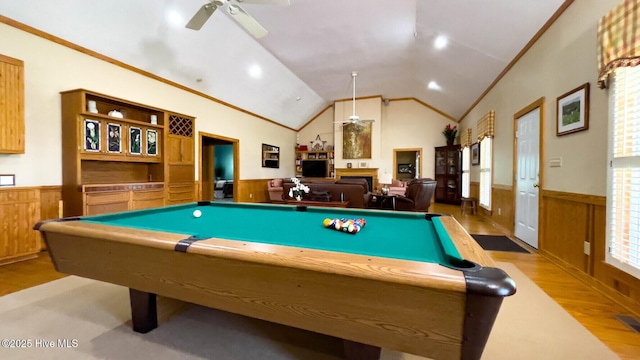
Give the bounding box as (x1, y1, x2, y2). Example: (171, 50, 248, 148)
(0, 186, 62, 265)
(468, 182, 514, 235)
(471, 184, 639, 313)
(236, 179, 270, 203)
(540, 190, 640, 314)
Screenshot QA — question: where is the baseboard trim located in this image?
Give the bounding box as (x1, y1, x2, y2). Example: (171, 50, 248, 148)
(540, 249, 640, 319)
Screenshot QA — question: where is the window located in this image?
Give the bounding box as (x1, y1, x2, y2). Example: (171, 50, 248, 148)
(479, 137, 492, 209)
(461, 147, 470, 198)
(607, 66, 640, 279)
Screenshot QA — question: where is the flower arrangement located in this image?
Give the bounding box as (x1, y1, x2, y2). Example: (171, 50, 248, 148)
(288, 177, 310, 200)
(442, 124, 457, 144)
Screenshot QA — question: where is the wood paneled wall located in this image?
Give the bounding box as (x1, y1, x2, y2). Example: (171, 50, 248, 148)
(540, 190, 640, 310)
(469, 181, 515, 234)
(236, 179, 270, 203)
(472, 184, 639, 310)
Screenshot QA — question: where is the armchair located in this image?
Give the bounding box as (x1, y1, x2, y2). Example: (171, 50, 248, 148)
(395, 178, 437, 212)
(267, 178, 284, 202)
(388, 179, 408, 196)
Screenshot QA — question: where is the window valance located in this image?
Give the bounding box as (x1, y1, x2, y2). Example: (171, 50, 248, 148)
(597, 0, 640, 89)
(477, 111, 495, 141)
(460, 128, 473, 148)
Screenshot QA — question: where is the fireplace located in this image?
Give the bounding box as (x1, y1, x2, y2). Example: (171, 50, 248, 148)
(340, 176, 373, 192)
(335, 168, 378, 192)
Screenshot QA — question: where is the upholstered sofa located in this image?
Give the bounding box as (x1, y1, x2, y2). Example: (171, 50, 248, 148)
(282, 178, 371, 208)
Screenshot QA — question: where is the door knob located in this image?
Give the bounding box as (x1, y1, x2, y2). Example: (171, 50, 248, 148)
(533, 184, 540, 188)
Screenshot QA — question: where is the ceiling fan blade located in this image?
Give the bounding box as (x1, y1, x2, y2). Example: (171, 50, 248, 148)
(236, 0, 290, 4)
(227, 4, 268, 38)
(186, 3, 218, 30)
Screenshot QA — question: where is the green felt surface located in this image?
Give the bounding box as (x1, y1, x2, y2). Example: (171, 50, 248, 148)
(82, 202, 463, 265)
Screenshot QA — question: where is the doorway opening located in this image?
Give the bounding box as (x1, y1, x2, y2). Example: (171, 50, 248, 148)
(393, 148, 422, 181)
(199, 132, 239, 202)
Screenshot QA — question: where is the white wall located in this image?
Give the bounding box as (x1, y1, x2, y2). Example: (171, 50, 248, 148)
(460, 0, 618, 196)
(0, 23, 296, 186)
(298, 97, 456, 181)
(381, 99, 456, 179)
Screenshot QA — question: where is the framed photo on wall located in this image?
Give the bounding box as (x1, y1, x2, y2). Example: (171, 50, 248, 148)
(556, 83, 590, 136)
(398, 164, 411, 173)
(471, 142, 480, 166)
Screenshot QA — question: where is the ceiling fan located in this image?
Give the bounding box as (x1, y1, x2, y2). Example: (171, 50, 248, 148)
(335, 72, 375, 126)
(185, 0, 290, 39)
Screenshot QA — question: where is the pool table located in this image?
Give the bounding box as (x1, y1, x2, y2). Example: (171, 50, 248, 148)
(36, 201, 516, 360)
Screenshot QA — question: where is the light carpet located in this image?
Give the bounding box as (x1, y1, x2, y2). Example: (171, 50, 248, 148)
(0, 263, 619, 360)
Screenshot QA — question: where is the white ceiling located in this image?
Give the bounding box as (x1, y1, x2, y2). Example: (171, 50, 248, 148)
(0, 0, 567, 129)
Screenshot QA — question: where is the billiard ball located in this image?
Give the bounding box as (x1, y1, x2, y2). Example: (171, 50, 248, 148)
(193, 209, 202, 218)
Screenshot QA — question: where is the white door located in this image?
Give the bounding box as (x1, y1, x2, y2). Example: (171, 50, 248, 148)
(514, 108, 540, 248)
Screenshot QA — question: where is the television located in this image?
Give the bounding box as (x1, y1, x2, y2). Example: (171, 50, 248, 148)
(302, 160, 327, 178)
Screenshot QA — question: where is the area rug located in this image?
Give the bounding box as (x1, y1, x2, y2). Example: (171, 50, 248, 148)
(0, 263, 618, 360)
(471, 235, 531, 253)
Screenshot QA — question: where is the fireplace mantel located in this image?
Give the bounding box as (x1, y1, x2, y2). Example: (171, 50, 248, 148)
(335, 168, 378, 191)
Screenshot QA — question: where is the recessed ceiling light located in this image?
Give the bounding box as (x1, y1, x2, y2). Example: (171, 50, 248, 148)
(296, 97, 302, 101)
(434, 35, 448, 50)
(248, 64, 262, 79)
(166, 10, 183, 26)
(428, 81, 441, 91)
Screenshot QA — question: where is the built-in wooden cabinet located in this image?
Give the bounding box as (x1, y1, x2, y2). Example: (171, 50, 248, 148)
(0, 187, 40, 265)
(0, 54, 25, 154)
(82, 183, 165, 216)
(166, 114, 196, 204)
(295, 150, 334, 178)
(61, 89, 195, 216)
(434, 145, 462, 204)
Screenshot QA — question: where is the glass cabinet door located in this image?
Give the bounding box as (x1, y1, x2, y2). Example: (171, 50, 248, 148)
(436, 151, 445, 174)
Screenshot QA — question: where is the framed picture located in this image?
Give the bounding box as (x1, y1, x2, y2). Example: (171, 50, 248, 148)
(107, 123, 122, 153)
(347, 162, 352, 168)
(84, 119, 101, 152)
(398, 164, 412, 173)
(308, 154, 316, 159)
(471, 142, 480, 166)
(556, 83, 590, 136)
(129, 127, 142, 155)
(262, 143, 279, 168)
(146, 129, 158, 156)
(359, 161, 368, 168)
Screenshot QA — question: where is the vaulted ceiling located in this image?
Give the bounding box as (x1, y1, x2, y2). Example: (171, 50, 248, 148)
(0, 0, 568, 129)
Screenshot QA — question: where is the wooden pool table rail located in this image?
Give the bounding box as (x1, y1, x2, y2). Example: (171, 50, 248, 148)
(36, 213, 515, 360)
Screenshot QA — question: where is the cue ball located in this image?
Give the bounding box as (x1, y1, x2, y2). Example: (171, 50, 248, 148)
(193, 209, 202, 218)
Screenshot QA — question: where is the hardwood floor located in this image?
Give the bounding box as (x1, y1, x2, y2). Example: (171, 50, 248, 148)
(1, 203, 639, 359)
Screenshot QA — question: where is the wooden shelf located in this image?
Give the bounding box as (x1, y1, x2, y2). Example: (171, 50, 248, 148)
(295, 150, 334, 178)
(61, 89, 195, 216)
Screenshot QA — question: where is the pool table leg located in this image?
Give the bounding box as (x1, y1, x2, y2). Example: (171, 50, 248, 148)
(129, 289, 158, 333)
(343, 339, 381, 360)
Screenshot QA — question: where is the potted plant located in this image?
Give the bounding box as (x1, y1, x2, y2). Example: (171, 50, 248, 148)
(442, 124, 458, 146)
